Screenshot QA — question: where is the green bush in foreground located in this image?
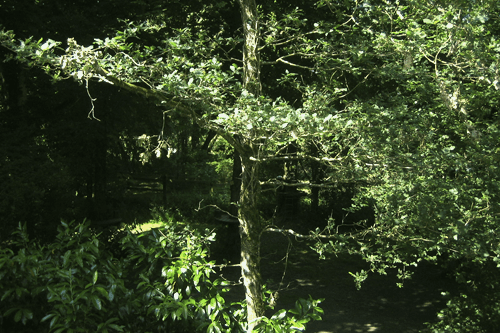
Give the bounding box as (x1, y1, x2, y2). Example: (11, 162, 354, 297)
(0, 220, 322, 332)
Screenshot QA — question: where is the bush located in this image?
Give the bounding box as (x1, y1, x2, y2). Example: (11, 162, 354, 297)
(0, 220, 322, 332)
(0, 221, 128, 333)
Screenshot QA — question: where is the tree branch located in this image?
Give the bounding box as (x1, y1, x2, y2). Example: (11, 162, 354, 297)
(249, 154, 342, 163)
(264, 227, 336, 239)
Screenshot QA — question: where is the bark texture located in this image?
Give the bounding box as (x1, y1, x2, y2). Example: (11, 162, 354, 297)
(238, 152, 265, 331)
(237, 0, 261, 96)
(236, 1, 264, 330)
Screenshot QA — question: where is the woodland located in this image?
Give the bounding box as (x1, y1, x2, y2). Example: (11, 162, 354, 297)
(1, 0, 500, 332)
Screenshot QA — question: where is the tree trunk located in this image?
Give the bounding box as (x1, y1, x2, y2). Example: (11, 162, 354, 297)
(237, 0, 261, 96)
(236, 0, 264, 330)
(238, 152, 265, 331)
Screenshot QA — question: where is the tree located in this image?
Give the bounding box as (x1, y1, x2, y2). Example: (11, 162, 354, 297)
(2, 0, 500, 331)
(1, 0, 283, 329)
(309, 1, 500, 330)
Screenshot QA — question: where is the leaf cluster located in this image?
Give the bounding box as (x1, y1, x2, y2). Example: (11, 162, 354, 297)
(0, 220, 323, 333)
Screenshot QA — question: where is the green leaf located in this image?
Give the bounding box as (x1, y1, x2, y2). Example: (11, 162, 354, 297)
(108, 324, 124, 332)
(291, 322, 306, 330)
(14, 309, 22, 322)
(41, 313, 56, 323)
(63, 250, 71, 266)
(175, 306, 185, 320)
(93, 270, 98, 285)
(76, 256, 83, 268)
(91, 295, 102, 310)
(271, 309, 287, 320)
(210, 297, 217, 308)
(50, 315, 59, 329)
(207, 321, 222, 333)
(15, 287, 26, 297)
(1, 289, 14, 301)
(222, 312, 231, 325)
(96, 287, 108, 299)
(216, 293, 224, 305)
(3, 307, 19, 317)
(108, 286, 116, 302)
(23, 308, 33, 321)
(40, 39, 57, 51)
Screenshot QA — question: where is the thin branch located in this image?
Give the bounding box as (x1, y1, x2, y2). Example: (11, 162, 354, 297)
(259, 29, 322, 50)
(250, 154, 414, 172)
(259, 179, 379, 188)
(338, 69, 374, 99)
(249, 154, 342, 163)
(85, 79, 100, 121)
(195, 200, 239, 220)
(265, 227, 335, 239)
(408, 238, 434, 243)
(212, 263, 242, 269)
(262, 53, 316, 70)
(276, 57, 314, 70)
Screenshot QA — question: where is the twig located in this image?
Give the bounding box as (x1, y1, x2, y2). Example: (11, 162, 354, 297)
(265, 227, 334, 239)
(195, 200, 239, 220)
(85, 79, 100, 121)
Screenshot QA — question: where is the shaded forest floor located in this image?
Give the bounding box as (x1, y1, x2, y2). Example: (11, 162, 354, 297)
(215, 230, 454, 333)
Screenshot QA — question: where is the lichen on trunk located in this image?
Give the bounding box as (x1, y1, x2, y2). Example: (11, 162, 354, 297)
(236, 0, 265, 330)
(238, 152, 265, 331)
(237, 0, 261, 97)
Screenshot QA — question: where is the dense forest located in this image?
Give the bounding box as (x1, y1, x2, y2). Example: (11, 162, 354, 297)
(1, 0, 500, 332)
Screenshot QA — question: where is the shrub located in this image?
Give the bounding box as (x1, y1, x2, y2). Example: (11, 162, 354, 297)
(0, 220, 322, 332)
(0, 221, 127, 333)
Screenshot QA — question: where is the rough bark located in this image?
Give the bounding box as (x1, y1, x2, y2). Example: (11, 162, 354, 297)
(238, 151, 265, 331)
(236, 0, 265, 330)
(237, 0, 261, 96)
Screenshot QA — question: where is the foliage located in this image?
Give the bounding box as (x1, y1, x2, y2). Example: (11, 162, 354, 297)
(0, 221, 127, 333)
(2, 0, 500, 330)
(0, 220, 322, 333)
(254, 296, 323, 333)
(307, 1, 500, 330)
(0, 0, 227, 240)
